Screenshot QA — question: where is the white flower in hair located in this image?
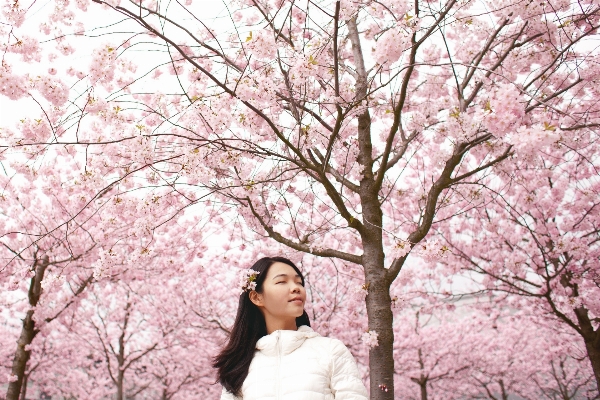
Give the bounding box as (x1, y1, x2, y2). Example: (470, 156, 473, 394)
(238, 268, 259, 294)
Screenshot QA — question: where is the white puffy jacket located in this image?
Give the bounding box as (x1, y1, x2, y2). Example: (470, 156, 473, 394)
(220, 325, 368, 400)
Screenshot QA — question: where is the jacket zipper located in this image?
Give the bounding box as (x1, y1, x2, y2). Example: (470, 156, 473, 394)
(275, 331, 282, 399)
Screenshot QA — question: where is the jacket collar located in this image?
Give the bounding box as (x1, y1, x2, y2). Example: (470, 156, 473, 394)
(256, 325, 318, 356)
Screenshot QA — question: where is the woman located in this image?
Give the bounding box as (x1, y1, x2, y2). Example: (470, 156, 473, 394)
(213, 256, 368, 400)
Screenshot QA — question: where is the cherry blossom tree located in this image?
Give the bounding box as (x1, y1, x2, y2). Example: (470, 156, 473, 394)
(0, 150, 215, 398)
(50, 279, 218, 400)
(461, 311, 598, 400)
(393, 307, 472, 400)
(389, 297, 597, 400)
(6, 272, 222, 400)
(438, 126, 600, 390)
(2, 0, 600, 397)
(0, 161, 102, 400)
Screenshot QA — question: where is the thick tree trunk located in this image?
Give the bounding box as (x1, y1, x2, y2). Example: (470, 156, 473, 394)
(582, 331, 600, 393)
(365, 266, 394, 400)
(348, 9, 395, 397)
(574, 306, 600, 392)
(360, 179, 394, 399)
(5, 256, 49, 400)
(587, 344, 600, 394)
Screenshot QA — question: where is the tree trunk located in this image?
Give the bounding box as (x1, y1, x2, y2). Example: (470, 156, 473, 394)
(582, 330, 600, 393)
(349, 8, 395, 395)
(19, 373, 28, 400)
(585, 344, 600, 394)
(410, 349, 428, 400)
(117, 370, 124, 400)
(410, 375, 428, 400)
(419, 381, 428, 400)
(116, 302, 131, 400)
(365, 266, 394, 399)
(498, 379, 508, 400)
(6, 256, 49, 400)
(574, 306, 600, 392)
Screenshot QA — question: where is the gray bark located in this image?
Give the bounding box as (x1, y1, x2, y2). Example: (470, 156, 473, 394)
(420, 381, 428, 400)
(116, 302, 131, 400)
(574, 306, 600, 392)
(19, 372, 28, 400)
(5, 256, 49, 400)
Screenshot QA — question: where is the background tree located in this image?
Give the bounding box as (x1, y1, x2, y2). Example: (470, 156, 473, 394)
(0, 151, 211, 398)
(0, 160, 101, 400)
(393, 307, 472, 400)
(438, 123, 600, 389)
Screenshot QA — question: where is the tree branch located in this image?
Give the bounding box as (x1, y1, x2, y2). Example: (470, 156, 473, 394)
(245, 197, 363, 264)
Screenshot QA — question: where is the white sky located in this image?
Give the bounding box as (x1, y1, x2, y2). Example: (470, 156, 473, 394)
(0, 0, 229, 128)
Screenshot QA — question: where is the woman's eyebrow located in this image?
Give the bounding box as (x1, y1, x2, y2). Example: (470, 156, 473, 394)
(272, 273, 301, 280)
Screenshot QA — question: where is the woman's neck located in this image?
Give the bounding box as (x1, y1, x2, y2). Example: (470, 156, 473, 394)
(265, 317, 297, 334)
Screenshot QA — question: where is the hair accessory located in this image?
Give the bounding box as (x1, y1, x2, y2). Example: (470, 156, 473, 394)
(238, 269, 259, 293)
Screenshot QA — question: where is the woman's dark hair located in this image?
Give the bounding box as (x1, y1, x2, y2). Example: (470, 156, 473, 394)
(212, 256, 310, 396)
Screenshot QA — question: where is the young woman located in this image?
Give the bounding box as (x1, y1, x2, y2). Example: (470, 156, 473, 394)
(213, 256, 368, 400)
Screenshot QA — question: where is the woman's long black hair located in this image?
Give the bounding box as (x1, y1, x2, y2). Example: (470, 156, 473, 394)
(213, 257, 310, 396)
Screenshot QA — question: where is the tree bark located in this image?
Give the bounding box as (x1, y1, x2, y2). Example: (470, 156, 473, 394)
(116, 302, 131, 400)
(117, 370, 124, 400)
(19, 373, 28, 400)
(420, 381, 428, 400)
(410, 375, 428, 400)
(410, 349, 429, 400)
(5, 255, 49, 400)
(586, 342, 600, 395)
(365, 264, 394, 399)
(346, 14, 397, 400)
(574, 306, 600, 392)
(499, 379, 508, 400)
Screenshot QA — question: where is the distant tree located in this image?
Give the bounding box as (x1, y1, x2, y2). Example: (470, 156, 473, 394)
(439, 124, 600, 390)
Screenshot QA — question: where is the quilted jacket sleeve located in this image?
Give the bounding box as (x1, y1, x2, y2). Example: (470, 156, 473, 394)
(330, 339, 368, 400)
(220, 387, 240, 400)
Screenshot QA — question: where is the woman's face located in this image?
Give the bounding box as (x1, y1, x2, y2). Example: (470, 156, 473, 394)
(251, 262, 306, 323)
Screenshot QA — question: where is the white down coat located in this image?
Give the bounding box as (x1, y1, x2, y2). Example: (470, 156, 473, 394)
(220, 325, 368, 400)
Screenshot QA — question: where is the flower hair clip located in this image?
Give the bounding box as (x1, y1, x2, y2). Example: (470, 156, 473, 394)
(238, 269, 259, 294)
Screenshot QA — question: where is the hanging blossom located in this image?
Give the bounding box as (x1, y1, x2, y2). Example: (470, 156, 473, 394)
(238, 268, 259, 293)
(390, 238, 412, 259)
(361, 330, 379, 349)
(415, 238, 450, 261)
(41, 274, 66, 291)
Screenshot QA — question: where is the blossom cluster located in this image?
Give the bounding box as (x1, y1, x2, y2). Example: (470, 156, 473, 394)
(390, 239, 412, 259)
(238, 268, 259, 294)
(361, 330, 379, 349)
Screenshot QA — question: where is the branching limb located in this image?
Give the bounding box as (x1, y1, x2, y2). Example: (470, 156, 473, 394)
(245, 196, 362, 264)
(309, 148, 360, 193)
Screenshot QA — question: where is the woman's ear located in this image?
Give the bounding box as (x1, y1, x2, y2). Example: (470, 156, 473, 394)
(249, 290, 263, 307)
